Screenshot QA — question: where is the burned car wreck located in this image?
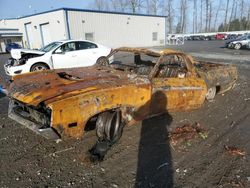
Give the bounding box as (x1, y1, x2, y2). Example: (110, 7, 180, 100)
(8, 47, 237, 160)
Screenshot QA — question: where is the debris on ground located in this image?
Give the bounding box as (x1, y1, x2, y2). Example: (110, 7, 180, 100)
(169, 122, 208, 145)
(224, 145, 246, 157)
(228, 179, 246, 188)
(157, 162, 169, 170)
(47, 147, 75, 157)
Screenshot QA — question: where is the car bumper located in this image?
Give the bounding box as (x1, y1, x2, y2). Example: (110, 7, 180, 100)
(4, 60, 30, 76)
(8, 100, 60, 140)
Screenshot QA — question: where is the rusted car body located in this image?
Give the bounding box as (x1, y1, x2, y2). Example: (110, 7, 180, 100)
(8, 47, 237, 141)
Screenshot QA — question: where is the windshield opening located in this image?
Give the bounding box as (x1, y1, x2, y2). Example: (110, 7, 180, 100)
(40, 42, 62, 52)
(106, 51, 160, 76)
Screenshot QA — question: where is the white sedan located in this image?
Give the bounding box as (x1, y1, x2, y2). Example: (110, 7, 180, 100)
(4, 40, 111, 76)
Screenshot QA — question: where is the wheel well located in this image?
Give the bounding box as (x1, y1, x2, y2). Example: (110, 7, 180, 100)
(30, 62, 50, 71)
(84, 108, 120, 132)
(216, 85, 221, 94)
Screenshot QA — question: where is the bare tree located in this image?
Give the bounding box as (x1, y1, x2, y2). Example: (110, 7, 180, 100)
(208, 1, 212, 32)
(224, 0, 230, 31)
(178, 0, 187, 33)
(205, 0, 209, 32)
(227, 0, 236, 31)
(92, 0, 110, 11)
(234, 1, 238, 19)
(200, 0, 203, 32)
(110, 0, 128, 12)
(247, 6, 250, 29)
(213, 1, 222, 30)
(146, 0, 163, 15)
(127, 0, 144, 13)
(193, 0, 198, 33)
(240, 0, 244, 20)
(93, 0, 104, 10)
(166, 0, 174, 34)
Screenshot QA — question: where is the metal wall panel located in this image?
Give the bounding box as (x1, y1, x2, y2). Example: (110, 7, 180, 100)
(40, 23, 52, 46)
(67, 11, 165, 47)
(0, 10, 68, 49)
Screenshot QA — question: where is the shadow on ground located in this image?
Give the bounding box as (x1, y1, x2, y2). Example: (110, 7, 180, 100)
(135, 91, 173, 188)
(0, 93, 5, 99)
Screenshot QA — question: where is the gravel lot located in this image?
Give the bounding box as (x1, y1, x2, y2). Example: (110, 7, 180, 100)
(0, 41, 250, 188)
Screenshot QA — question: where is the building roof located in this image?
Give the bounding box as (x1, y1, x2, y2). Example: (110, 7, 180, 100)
(0, 28, 22, 37)
(0, 33, 22, 37)
(4, 7, 166, 20)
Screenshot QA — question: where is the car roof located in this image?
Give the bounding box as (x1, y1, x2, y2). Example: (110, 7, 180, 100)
(113, 47, 184, 57)
(56, 39, 96, 44)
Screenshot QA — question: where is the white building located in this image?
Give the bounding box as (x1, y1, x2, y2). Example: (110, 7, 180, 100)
(0, 8, 166, 51)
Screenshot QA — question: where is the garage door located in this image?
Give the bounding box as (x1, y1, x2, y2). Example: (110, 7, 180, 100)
(40, 23, 52, 46)
(24, 23, 34, 49)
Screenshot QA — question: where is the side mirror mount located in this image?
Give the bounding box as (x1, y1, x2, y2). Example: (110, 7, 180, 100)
(54, 48, 64, 54)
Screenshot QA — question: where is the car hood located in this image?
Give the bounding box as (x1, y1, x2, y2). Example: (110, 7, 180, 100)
(11, 48, 45, 60)
(8, 66, 150, 106)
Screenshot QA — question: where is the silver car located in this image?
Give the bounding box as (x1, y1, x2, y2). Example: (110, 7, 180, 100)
(228, 35, 250, 50)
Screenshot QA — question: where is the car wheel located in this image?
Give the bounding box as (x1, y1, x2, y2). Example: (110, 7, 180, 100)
(96, 57, 109, 66)
(234, 43, 242, 50)
(96, 110, 124, 143)
(30, 63, 49, 72)
(89, 110, 124, 161)
(205, 87, 216, 101)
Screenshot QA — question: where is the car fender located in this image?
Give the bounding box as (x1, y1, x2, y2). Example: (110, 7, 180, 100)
(26, 53, 53, 69)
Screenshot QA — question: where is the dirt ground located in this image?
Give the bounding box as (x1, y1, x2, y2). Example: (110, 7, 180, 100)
(0, 42, 250, 188)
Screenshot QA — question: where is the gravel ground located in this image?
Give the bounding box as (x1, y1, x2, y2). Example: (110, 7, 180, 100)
(0, 42, 250, 188)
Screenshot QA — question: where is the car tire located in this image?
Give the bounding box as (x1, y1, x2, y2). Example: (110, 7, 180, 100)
(205, 87, 216, 101)
(96, 56, 109, 66)
(234, 43, 242, 50)
(30, 63, 49, 72)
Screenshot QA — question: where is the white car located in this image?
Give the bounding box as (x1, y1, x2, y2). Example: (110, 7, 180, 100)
(4, 40, 111, 76)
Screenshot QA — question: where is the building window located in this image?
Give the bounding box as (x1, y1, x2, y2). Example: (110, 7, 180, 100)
(85, 33, 94, 42)
(152, 32, 158, 41)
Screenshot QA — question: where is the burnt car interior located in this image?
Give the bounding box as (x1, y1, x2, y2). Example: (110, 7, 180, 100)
(108, 50, 188, 79)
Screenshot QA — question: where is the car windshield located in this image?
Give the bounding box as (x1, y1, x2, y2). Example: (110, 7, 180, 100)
(40, 42, 62, 52)
(109, 50, 159, 67)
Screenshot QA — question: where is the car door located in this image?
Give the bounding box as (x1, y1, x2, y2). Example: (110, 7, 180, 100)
(51, 42, 79, 69)
(73, 41, 101, 67)
(150, 54, 207, 115)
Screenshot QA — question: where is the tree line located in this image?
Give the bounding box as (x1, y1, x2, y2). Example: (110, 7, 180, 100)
(92, 0, 250, 34)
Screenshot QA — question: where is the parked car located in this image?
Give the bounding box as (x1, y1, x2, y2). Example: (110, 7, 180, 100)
(4, 40, 111, 76)
(205, 35, 216, 40)
(7, 47, 237, 160)
(227, 35, 250, 49)
(246, 42, 250, 49)
(5, 43, 21, 53)
(225, 34, 238, 40)
(215, 33, 226, 40)
(192, 35, 203, 40)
